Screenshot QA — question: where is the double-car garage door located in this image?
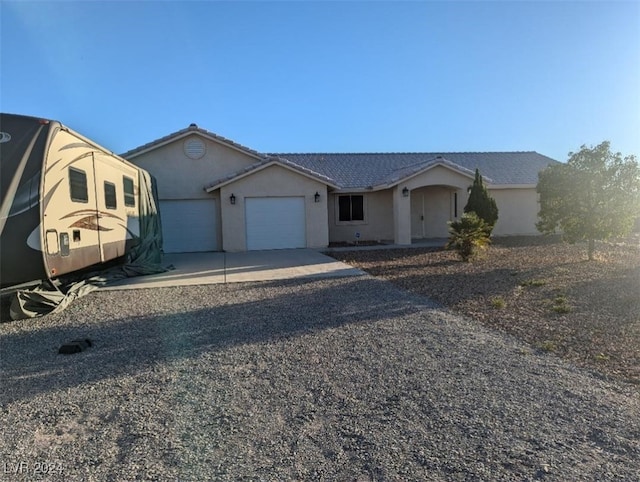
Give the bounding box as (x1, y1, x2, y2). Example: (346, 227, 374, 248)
(160, 197, 306, 252)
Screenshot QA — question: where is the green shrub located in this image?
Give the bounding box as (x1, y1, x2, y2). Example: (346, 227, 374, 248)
(520, 279, 547, 287)
(464, 169, 499, 235)
(490, 296, 506, 309)
(446, 212, 491, 262)
(539, 340, 557, 352)
(551, 295, 572, 313)
(552, 304, 572, 314)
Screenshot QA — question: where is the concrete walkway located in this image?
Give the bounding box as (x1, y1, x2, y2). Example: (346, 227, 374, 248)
(103, 249, 365, 290)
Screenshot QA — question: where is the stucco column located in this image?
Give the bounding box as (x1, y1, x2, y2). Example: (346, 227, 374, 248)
(393, 185, 412, 245)
(220, 185, 246, 252)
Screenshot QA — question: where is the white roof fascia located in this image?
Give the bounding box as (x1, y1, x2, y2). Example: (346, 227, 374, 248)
(378, 160, 483, 190)
(331, 187, 378, 194)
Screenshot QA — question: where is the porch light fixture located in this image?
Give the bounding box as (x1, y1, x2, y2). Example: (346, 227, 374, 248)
(314, 191, 321, 203)
(402, 187, 409, 197)
(230, 193, 236, 205)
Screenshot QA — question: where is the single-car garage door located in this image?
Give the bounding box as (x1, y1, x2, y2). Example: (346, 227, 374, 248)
(245, 197, 306, 250)
(160, 199, 218, 253)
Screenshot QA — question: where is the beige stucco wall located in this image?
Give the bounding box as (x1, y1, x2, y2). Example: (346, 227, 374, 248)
(328, 167, 474, 245)
(328, 168, 540, 244)
(328, 190, 394, 243)
(490, 188, 540, 236)
(129, 138, 542, 248)
(220, 165, 329, 251)
(127, 134, 260, 200)
(405, 165, 474, 191)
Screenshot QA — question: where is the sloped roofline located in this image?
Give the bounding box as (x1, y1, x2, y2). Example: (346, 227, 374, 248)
(371, 157, 491, 190)
(204, 156, 339, 192)
(272, 151, 554, 189)
(120, 124, 264, 160)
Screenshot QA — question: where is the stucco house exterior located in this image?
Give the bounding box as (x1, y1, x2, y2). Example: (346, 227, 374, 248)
(121, 124, 559, 253)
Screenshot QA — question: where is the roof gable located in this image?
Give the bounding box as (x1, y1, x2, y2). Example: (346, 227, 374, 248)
(121, 124, 263, 161)
(204, 156, 339, 192)
(372, 156, 486, 189)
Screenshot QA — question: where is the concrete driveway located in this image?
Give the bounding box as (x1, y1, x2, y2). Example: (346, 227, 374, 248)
(103, 249, 364, 290)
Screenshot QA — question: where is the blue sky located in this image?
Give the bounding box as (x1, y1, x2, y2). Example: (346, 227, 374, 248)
(2, 1, 639, 162)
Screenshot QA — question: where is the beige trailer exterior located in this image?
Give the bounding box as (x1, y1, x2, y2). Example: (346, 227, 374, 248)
(0, 113, 152, 288)
(40, 126, 143, 277)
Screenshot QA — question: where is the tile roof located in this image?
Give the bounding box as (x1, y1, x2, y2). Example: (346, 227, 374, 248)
(121, 124, 263, 160)
(119, 123, 559, 189)
(270, 152, 559, 189)
(204, 156, 339, 192)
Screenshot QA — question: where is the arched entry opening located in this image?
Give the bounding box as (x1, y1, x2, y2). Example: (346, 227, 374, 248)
(410, 185, 462, 239)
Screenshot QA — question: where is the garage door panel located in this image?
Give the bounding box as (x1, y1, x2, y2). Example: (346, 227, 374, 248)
(160, 200, 218, 253)
(246, 197, 305, 250)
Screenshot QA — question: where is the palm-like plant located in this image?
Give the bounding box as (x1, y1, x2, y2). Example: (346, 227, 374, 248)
(446, 212, 491, 262)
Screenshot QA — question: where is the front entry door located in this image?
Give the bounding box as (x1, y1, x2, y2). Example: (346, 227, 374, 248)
(410, 191, 425, 239)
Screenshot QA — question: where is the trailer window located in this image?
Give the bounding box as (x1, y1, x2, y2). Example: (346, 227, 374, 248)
(123, 176, 135, 207)
(104, 182, 117, 209)
(69, 168, 88, 203)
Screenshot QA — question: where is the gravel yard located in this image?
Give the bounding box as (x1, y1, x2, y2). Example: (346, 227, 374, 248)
(1, 276, 639, 480)
(330, 236, 640, 385)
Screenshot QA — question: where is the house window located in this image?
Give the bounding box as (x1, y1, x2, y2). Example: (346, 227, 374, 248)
(454, 192, 458, 218)
(123, 176, 135, 207)
(338, 195, 364, 222)
(104, 182, 117, 209)
(69, 167, 88, 203)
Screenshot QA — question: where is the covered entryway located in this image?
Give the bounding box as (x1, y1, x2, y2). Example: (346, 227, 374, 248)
(160, 199, 218, 253)
(245, 197, 306, 250)
(410, 186, 460, 239)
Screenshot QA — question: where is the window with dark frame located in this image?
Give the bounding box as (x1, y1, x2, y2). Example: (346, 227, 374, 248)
(69, 167, 88, 203)
(123, 176, 135, 207)
(104, 181, 117, 209)
(454, 192, 458, 218)
(338, 195, 364, 222)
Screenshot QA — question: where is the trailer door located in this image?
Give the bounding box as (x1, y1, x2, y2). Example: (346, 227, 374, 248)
(92, 151, 140, 262)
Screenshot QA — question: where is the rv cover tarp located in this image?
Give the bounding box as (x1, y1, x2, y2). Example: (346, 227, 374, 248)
(10, 171, 169, 320)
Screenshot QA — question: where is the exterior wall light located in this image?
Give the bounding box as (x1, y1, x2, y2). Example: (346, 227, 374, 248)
(314, 191, 321, 203)
(230, 193, 236, 205)
(402, 187, 409, 197)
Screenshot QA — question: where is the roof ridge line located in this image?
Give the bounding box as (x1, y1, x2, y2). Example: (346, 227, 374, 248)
(272, 151, 540, 156)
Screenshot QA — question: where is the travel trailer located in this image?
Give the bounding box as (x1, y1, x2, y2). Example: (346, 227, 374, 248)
(0, 113, 154, 288)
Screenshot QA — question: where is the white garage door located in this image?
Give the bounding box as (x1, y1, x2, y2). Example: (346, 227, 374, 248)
(245, 197, 306, 250)
(159, 199, 218, 253)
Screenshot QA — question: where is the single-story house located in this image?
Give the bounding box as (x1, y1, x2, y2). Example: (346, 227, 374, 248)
(121, 124, 559, 253)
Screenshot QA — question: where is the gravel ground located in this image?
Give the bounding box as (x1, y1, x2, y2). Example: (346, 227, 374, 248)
(1, 276, 639, 481)
(330, 236, 640, 385)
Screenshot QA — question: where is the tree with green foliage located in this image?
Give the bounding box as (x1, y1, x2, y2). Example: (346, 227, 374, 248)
(536, 141, 640, 260)
(464, 169, 499, 235)
(446, 212, 491, 262)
